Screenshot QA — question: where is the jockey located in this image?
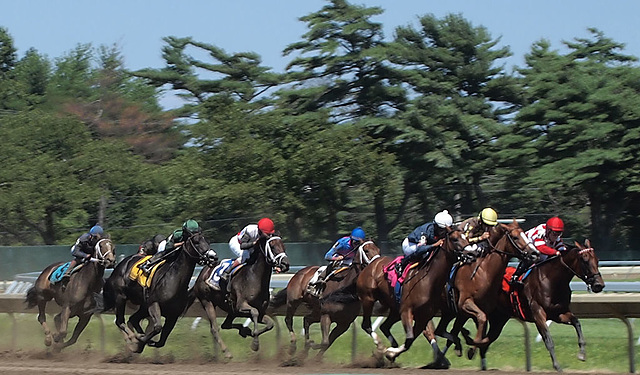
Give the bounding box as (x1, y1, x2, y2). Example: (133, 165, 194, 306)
(220, 217, 276, 282)
(510, 216, 566, 287)
(140, 219, 201, 274)
(396, 210, 453, 275)
(63, 224, 104, 279)
(459, 207, 499, 261)
(138, 234, 167, 255)
(308, 227, 366, 292)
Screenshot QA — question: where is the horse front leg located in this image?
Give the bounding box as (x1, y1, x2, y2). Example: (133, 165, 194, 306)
(561, 312, 586, 361)
(52, 305, 71, 347)
(220, 314, 252, 338)
(137, 302, 162, 352)
(311, 313, 332, 353)
(384, 308, 415, 361)
(532, 306, 562, 371)
(201, 299, 232, 359)
(460, 298, 490, 346)
(61, 310, 92, 348)
(147, 313, 178, 348)
(314, 318, 351, 361)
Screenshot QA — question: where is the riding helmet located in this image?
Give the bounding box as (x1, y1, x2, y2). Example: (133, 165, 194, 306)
(351, 227, 366, 241)
(258, 218, 275, 234)
(546, 217, 564, 232)
(182, 219, 201, 234)
(434, 210, 453, 228)
(89, 225, 104, 235)
(479, 207, 498, 226)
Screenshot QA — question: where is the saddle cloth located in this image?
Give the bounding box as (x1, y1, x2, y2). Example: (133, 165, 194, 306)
(129, 256, 166, 288)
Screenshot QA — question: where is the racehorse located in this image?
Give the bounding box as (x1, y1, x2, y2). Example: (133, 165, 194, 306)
(192, 235, 289, 358)
(469, 239, 605, 371)
(25, 238, 116, 351)
(383, 226, 468, 362)
(102, 232, 215, 353)
(271, 240, 381, 359)
(355, 254, 402, 355)
(431, 220, 539, 367)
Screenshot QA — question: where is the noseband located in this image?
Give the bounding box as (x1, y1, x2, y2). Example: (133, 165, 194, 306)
(560, 247, 601, 290)
(182, 234, 210, 262)
(355, 241, 380, 265)
(93, 239, 114, 265)
(262, 236, 287, 268)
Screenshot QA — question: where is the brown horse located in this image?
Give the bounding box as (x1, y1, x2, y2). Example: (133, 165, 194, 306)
(355, 253, 404, 355)
(383, 227, 468, 362)
(470, 239, 605, 371)
(271, 240, 381, 359)
(431, 220, 540, 368)
(192, 235, 289, 358)
(25, 238, 116, 351)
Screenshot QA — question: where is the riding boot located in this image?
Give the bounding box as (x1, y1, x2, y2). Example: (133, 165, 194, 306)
(395, 255, 413, 277)
(140, 252, 164, 274)
(510, 261, 528, 289)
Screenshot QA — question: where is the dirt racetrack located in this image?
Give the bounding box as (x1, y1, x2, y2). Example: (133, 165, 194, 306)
(0, 350, 629, 375)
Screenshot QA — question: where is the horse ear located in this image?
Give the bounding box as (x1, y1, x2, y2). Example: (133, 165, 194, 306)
(574, 240, 581, 248)
(585, 239, 591, 248)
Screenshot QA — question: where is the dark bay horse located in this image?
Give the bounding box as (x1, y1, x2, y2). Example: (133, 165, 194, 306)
(471, 239, 605, 371)
(192, 235, 290, 358)
(271, 240, 381, 359)
(384, 227, 468, 362)
(431, 220, 539, 367)
(102, 232, 215, 353)
(26, 238, 116, 350)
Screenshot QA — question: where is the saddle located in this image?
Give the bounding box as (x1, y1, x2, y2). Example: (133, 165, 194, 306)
(50, 262, 74, 284)
(206, 260, 246, 292)
(502, 266, 532, 320)
(129, 256, 166, 288)
(306, 265, 350, 297)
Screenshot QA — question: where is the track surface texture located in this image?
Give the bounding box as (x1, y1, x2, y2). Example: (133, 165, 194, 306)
(0, 350, 628, 375)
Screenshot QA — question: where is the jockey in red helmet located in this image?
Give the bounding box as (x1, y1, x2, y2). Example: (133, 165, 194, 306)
(222, 217, 276, 281)
(510, 216, 566, 288)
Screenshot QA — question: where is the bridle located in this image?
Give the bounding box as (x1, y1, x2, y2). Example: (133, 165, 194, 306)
(559, 247, 601, 291)
(92, 239, 115, 266)
(182, 233, 213, 264)
(261, 236, 288, 269)
(488, 227, 538, 260)
(354, 240, 381, 265)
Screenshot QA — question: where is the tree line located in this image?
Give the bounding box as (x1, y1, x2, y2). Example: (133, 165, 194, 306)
(1, 0, 639, 257)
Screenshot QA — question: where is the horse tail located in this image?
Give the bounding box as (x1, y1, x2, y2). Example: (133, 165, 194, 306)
(269, 287, 288, 309)
(25, 286, 39, 309)
(182, 287, 197, 318)
(101, 277, 116, 312)
(321, 284, 359, 305)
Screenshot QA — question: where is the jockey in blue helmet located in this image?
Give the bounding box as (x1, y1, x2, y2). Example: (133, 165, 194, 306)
(63, 224, 105, 279)
(307, 227, 367, 296)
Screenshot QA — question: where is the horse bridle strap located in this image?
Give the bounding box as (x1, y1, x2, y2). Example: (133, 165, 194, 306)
(92, 239, 113, 264)
(357, 241, 380, 265)
(264, 236, 286, 265)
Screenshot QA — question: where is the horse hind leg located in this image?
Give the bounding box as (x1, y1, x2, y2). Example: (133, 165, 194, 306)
(201, 300, 232, 360)
(36, 301, 53, 347)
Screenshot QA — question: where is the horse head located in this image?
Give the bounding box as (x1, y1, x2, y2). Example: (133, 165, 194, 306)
(184, 232, 218, 267)
(497, 220, 540, 261)
(353, 240, 381, 266)
(567, 239, 605, 293)
(258, 235, 290, 273)
(95, 238, 117, 268)
(442, 226, 469, 255)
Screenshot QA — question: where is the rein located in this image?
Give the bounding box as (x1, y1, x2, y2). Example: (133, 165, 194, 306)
(557, 247, 601, 290)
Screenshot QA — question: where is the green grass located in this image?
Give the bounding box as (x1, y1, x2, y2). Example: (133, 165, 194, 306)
(0, 312, 637, 373)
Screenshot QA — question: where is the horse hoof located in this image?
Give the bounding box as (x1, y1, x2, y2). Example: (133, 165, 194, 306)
(454, 348, 462, 357)
(44, 336, 52, 347)
(251, 340, 259, 352)
(467, 347, 477, 360)
(577, 353, 586, 361)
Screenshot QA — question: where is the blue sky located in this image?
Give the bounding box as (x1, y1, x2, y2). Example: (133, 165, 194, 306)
(3, 1, 639, 97)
